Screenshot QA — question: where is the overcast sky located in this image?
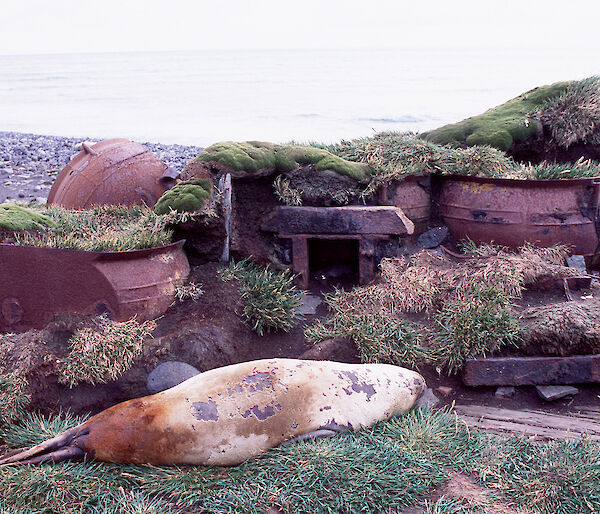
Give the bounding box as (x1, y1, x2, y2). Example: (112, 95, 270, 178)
(2, 0, 600, 55)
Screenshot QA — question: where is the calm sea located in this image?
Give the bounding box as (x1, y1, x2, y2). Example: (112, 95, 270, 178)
(0, 48, 598, 146)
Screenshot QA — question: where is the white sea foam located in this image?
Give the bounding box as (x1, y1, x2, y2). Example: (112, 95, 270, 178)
(0, 48, 598, 146)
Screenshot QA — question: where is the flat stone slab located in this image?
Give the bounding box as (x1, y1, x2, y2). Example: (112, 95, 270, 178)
(536, 385, 579, 401)
(261, 206, 414, 235)
(294, 293, 322, 315)
(462, 355, 600, 386)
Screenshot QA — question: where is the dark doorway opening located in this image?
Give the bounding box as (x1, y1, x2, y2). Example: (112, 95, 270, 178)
(308, 238, 359, 286)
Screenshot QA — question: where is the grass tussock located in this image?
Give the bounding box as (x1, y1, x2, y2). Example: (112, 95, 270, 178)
(57, 316, 156, 387)
(0, 371, 31, 425)
(6, 204, 201, 251)
(538, 76, 600, 149)
(519, 157, 600, 180)
(434, 285, 520, 374)
(173, 280, 204, 302)
(218, 259, 305, 336)
(273, 175, 303, 205)
(11, 204, 182, 252)
(306, 243, 582, 373)
(1, 408, 599, 513)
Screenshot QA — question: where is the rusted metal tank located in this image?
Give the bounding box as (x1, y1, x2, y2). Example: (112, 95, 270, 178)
(438, 175, 600, 255)
(47, 139, 177, 208)
(0, 241, 189, 333)
(379, 175, 430, 234)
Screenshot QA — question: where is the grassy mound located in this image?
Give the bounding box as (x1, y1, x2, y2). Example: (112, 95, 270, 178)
(422, 80, 572, 150)
(153, 178, 212, 215)
(195, 141, 372, 181)
(0, 408, 598, 513)
(305, 243, 583, 373)
(519, 298, 600, 357)
(0, 203, 57, 231)
(10, 204, 178, 252)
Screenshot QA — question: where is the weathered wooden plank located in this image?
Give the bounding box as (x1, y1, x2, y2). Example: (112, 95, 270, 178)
(261, 206, 414, 235)
(455, 405, 600, 440)
(462, 355, 600, 386)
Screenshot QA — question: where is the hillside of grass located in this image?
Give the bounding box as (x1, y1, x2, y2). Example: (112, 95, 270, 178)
(422, 77, 600, 153)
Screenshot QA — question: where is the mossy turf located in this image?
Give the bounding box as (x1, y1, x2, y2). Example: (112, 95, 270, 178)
(195, 141, 372, 181)
(422, 81, 571, 150)
(1, 408, 599, 513)
(0, 203, 57, 231)
(153, 179, 212, 215)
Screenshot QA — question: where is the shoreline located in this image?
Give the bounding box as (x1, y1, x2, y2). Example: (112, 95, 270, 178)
(0, 131, 204, 204)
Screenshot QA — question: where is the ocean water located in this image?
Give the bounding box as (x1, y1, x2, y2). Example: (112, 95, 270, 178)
(0, 48, 598, 146)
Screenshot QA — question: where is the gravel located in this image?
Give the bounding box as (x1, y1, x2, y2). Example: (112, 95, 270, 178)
(0, 131, 204, 204)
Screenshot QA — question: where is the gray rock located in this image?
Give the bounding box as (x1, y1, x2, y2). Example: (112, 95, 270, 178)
(295, 293, 322, 315)
(417, 226, 449, 249)
(536, 385, 579, 402)
(566, 255, 587, 274)
(495, 386, 515, 398)
(415, 388, 440, 410)
(147, 361, 201, 394)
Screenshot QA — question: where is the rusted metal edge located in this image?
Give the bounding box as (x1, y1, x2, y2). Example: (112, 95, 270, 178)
(438, 174, 600, 187)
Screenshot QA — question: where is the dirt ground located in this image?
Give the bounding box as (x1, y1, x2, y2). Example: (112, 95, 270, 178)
(2, 258, 599, 423)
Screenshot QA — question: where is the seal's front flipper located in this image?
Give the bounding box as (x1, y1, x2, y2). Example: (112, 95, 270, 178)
(281, 421, 351, 446)
(282, 429, 339, 446)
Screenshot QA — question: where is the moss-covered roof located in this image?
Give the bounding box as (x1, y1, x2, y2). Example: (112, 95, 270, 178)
(422, 81, 572, 150)
(0, 204, 57, 231)
(153, 179, 212, 215)
(194, 141, 372, 182)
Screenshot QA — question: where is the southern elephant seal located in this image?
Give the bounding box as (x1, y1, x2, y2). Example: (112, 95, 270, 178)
(0, 358, 425, 467)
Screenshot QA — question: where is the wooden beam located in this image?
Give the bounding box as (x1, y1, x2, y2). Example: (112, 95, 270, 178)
(462, 355, 600, 386)
(454, 405, 600, 441)
(261, 206, 414, 235)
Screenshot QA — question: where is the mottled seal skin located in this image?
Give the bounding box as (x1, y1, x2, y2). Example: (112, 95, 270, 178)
(0, 359, 425, 467)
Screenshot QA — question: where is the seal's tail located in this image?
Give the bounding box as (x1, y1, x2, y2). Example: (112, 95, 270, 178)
(0, 424, 88, 466)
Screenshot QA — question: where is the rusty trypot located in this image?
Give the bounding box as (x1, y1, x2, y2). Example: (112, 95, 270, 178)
(379, 175, 430, 234)
(47, 139, 178, 209)
(438, 175, 600, 255)
(0, 241, 189, 333)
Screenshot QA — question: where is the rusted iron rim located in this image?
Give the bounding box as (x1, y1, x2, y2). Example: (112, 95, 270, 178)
(438, 174, 600, 186)
(0, 240, 185, 260)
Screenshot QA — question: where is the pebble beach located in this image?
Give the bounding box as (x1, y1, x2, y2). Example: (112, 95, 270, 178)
(0, 132, 204, 204)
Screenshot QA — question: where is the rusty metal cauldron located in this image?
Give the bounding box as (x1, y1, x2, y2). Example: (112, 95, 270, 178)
(47, 139, 179, 209)
(437, 175, 600, 256)
(0, 241, 189, 333)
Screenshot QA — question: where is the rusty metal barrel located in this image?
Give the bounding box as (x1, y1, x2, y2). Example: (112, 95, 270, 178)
(438, 175, 600, 255)
(47, 139, 176, 209)
(378, 175, 430, 234)
(0, 241, 189, 333)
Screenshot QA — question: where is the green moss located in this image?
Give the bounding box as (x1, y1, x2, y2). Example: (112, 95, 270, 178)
(196, 141, 278, 172)
(423, 81, 572, 150)
(0, 204, 57, 231)
(195, 141, 372, 182)
(153, 179, 212, 215)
